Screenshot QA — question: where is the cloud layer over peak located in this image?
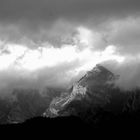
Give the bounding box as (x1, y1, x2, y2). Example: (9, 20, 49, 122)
(0, 0, 140, 94)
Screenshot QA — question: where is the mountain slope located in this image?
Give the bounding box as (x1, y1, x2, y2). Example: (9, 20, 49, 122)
(44, 64, 139, 124)
(44, 65, 119, 116)
(1, 64, 140, 125)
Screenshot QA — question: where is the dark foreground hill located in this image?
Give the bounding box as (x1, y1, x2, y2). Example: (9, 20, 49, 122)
(1, 114, 140, 137)
(23, 113, 140, 130)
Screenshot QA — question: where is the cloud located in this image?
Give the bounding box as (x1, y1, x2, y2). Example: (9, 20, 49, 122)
(106, 17, 140, 55)
(0, 59, 82, 97)
(0, 0, 139, 21)
(0, 0, 140, 94)
(102, 56, 140, 90)
(0, 36, 125, 95)
(0, 0, 140, 45)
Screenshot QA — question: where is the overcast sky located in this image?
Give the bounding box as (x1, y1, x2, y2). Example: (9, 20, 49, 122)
(0, 0, 140, 94)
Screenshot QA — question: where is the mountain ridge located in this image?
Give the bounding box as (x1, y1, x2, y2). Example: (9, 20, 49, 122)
(43, 64, 140, 125)
(43, 64, 120, 117)
(0, 64, 140, 126)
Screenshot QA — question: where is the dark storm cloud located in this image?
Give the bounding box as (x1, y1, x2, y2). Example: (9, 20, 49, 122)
(0, 0, 140, 22)
(0, 0, 139, 46)
(105, 18, 140, 55)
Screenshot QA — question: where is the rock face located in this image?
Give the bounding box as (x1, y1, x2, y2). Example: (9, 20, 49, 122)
(43, 64, 140, 125)
(43, 83, 87, 117)
(44, 64, 122, 119)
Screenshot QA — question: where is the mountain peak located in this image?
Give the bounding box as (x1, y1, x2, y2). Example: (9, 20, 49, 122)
(78, 64, 118, 87)
(90, 64, 114, 77)
(43, 64, 119, 117)
(93, 64, 110, 72)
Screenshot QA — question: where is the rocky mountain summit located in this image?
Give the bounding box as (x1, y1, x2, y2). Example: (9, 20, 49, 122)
(43, 64, 140, 124)
(44, 65, 120, 118)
